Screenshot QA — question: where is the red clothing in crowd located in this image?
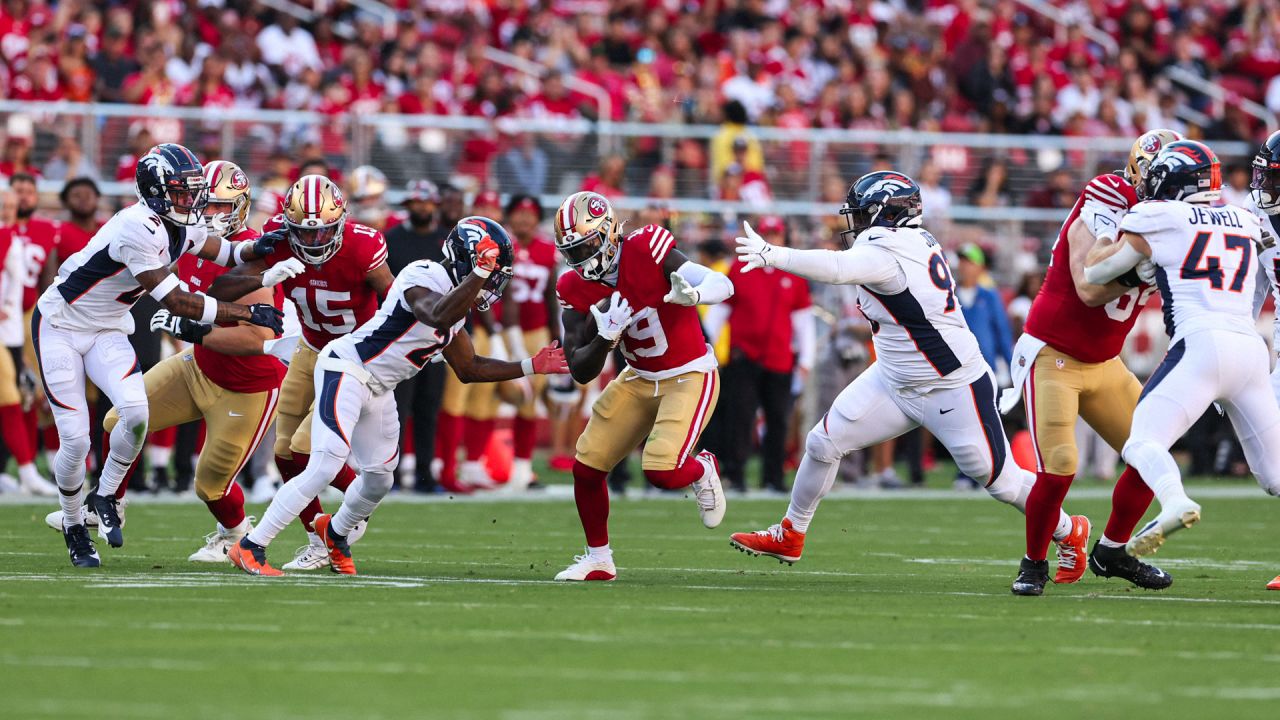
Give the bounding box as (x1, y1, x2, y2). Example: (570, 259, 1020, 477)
(724, 262, 811, 374)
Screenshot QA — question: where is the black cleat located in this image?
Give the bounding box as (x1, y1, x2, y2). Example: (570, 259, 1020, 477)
(88, 494, 124, 548)
(63, 523, 101, 568)
(1088, 541, 1173, 589)
(1011, 557, 1049, 596)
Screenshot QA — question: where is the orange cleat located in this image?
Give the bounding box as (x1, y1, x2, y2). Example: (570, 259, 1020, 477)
(228, 537, 283, 577)
(314, 514, 356, 575)
(1267, 576, 1280, 591)
(730, 518, 805, 564)
(1054, 515, 1092, 584)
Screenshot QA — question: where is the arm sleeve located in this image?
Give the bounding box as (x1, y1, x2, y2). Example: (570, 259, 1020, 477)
(113, 223, 167, 277)
(1083, 240, 1146, 285)
(674, 261, 734, 305)
(791, 307, 816, 372)
(773, 243, 900, 286)
(702, 303, 730, 349)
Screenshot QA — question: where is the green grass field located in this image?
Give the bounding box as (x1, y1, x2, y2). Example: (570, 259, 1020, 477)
(3, 486, 1279, 720)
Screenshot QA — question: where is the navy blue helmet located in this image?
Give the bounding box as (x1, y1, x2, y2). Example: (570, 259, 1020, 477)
(443, 215, 515, 311)
(838, 171, 923, 247)
(135, 143, 208, 226)
(1251, 130, 1280, 213)
(1143, 140, 1222, 205)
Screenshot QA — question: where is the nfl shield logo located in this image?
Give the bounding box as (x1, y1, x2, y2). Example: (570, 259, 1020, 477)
(1055, 358, 1065, 369)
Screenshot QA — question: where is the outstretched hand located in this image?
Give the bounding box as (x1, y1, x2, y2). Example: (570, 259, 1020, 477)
(530, 340, 569, 375)
(734, 220, 778, 272)
(252, 229, 288, 258)
(663, 271, 700, 306)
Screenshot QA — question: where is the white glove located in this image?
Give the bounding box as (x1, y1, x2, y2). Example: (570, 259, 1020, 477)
(734, 220, 781, 272)
(590, 291, 635, 344)
(261, 257, 306, 288)
(150, 309, 182, 335)
(663, 271, 700, 306)
(1136, 259, 1157, 286)
(206, 213, 232, 240)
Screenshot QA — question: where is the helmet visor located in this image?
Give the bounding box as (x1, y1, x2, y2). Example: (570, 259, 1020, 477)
(167, 177, 208, 218)
(838, 203, 872, 248)
(475, 268, 513, 312)
(1253, 164, 1280, 210)
(560, 230, 605, 268)
(287, 219, 343, 263)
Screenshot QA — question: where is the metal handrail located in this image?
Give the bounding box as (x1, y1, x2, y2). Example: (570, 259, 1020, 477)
(479, 46, 614, 156)
(1164, 65, 1275, 126)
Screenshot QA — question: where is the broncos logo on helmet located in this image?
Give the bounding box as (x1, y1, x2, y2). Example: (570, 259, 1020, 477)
(838, 170, 923, 247)
(1143, 140, 1222, 205)
(135, 143, 208, 227)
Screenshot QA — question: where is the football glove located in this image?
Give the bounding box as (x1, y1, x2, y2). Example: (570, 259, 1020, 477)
(252, 229, 288, 258)
(530, 340, 568, 375)
(150, 309, 213, 345)
(664, 272, 700, 306)
(262, 257, 306, 288)
(246, 303, 286, 334)
(474, 235, 502, 276)
(590, 291, 635, 344)
(734, 220, 781, 272)
(1135, 259, 1157, 286)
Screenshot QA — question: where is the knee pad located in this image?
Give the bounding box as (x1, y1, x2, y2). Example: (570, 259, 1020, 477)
(59, 432, 91, 462)
(359, 467, 396, 495)
(804, 425, 843, 464)
(113, 403, 150, 444)
(986, 463, 1032, 507)
(1039, 439, 1078, 476)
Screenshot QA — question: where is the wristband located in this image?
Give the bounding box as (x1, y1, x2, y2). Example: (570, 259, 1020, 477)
(520, 357, 534, 376)
(473, 265, 493, 279)
(148, 274, 181, 301)
(232, 242, 249, 266)
(200, 295, 218, 324)
(213, 237, 233, 266)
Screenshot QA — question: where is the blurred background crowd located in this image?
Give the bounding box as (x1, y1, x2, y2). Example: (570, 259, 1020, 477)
(0, 0, 1275, 497)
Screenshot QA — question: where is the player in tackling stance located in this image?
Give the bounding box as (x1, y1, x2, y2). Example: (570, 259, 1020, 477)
(230, 217, 567, 576)
(1084, 140, 1280, 559)
(728, 172, 1083, 565)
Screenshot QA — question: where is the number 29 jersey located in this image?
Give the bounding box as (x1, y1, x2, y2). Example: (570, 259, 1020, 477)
(327, 260, 462, 395)
(262, 214, 388, 351)
(556, 224, 716, 380)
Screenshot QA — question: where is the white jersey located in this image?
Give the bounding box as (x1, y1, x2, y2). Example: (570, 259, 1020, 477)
(1251, 206, 1280, 352)
(1120, 200, 1261, 341)
(328, 260, 463, 395)
(36, 203, 206, 334)
(851, 226, 985, 391)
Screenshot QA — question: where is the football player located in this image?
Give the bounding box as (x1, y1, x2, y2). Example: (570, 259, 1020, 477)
(33, 143, 285, 567)
(1084, 140, 1280, 559)
(94, 161, 302, 562)
(1248, 129, 1280, 590)
(499, 194, 559, 491)
(229, 217, 567, 576)
(1008, 130, 1182, 596)
(727, 172, 1082, 569)
(209, 174, 394, 571)
(552, 191, 733, 582)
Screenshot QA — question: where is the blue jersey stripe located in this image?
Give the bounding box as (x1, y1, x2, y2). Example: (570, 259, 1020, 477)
(1140, 339, 1186, 401)
(1154, 265, 1176, 338)
(866, 288, 962, 376)
(354, 303, 418, 363)
(57, 247, 125, 304)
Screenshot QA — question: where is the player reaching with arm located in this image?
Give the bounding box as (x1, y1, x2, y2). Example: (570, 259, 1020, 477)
(229, 217, 567, 576)
(33, 144, 284, 568)
(727, 172, 1082, 569)
(552, 191, 734, 582)
(1083, 140, 1280, 566)
(1007, 130, 1183, 596)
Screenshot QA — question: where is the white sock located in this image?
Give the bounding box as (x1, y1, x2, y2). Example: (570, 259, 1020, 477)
(332, 474, 388, 536)
(400, 453, 416, 476)
(54, 441, 89, 528)
(17, 463, 42, 486)
(219, 517, 251, 537)
(784, 452, 840, 534)
(587, 544, 612, 562)
(1099, 535, 1125, 548)
(1052, 511, 1073, 541)
(96, 452, 134, 497)
(509, 458, 533, 489)
(60, 484, 84, 529)
(306, 531, 322, 547)
(147, 444, 172, 470)
(247, 453, 345, 547)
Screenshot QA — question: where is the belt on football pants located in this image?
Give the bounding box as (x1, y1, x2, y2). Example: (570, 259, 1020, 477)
(316, 353, 373, 386)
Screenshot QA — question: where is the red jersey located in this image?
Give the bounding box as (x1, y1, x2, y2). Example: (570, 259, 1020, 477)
(725, 262, 811, 373)
(178, 228, 287, 394)
(263, 215, 389, 351)
(507, 235, 558, 331)
(56, 219, 103, 261)
(8, 216, 59, 311)
(556, 225, 712, 377)
(1023, 174, 1152, 363)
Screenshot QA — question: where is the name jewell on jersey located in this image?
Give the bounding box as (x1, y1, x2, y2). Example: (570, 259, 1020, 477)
(325, 260, 464, 395)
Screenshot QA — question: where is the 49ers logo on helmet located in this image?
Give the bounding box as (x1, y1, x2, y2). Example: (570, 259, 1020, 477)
(1140, 134, 1164, 154)
(230, 169, 248, 190)
(587, 196, 607, 218)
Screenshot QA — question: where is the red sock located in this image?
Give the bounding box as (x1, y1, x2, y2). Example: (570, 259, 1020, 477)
(0, 404, 34, 465)
(275, 453, 304, 483)
(332, 464, 355, 492)
(464, 417, 494, 461)
(1025, 471, 1074, 561)
(513, 416, 537, 461)
(573, 460, 610, 547)
(437, 413, 462, 483)
(205, 481, 246, 529)
(1103, 465, 1154, 543)
(149, 425, 176, 449)
(644, 456, 703, 490)
(41, 424, 59, 453)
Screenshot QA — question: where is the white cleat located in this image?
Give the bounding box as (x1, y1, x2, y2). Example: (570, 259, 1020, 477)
(690, 450, 726, 529)
(1126, 499, 1201, 558)
(188, 517, 254, 563)
(18, 469, 58, 497)
(0, 474, 24, 494)
(44, 497, 128, 531)
(554, 552, 617, 581)
(460, 461, 499, 490)
(497, 459, 535, 494)
(282, 539, 330, 571)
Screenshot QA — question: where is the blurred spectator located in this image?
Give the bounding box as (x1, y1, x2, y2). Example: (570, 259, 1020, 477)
(1026, 168, 1078, 209)
(711, 101, 764, 183)
(0, 116, 39, 179)
(1006, 269, 1043, 339)
(968, 157, 1013, 208)
(495, 131, 549, 197)
(581, 155, 626, 200)
(42, 133, 97, 182)
(954, 244, 1013, 375)
(916, 160, 952, 224)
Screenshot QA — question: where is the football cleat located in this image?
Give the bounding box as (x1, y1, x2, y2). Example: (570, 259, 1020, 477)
(1053, 515, 1091, 584)
(18, 469, 58, 497)
(228, 537, 283, 577)
(188, 518, 254, 563)
(314, 514, 356, 575)
(1088, 541, 1173, 589)
(47, 497, 130, 532)
(88, 493, 124, 548)
(690, 450, 726, 528)
(1125, 499, 1200, 558)
(554, 552, 617, 581)
(1267, 576, 1280, 591)
(63, 523, 100, 568)
(1011, 557, 1049, 596)
(282, 538, 330, 571)
(729, 518, 805, 564)
(459, 461, 499, 490)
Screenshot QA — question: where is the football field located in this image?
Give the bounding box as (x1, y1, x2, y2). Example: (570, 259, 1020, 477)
(3, 487, 1279, 720)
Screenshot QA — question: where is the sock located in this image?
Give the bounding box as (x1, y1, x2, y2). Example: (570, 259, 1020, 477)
(784, 452, 840, 534)
(1053, 511, 1073, 541)
(41, 424, 59, 453)
(146, 442, 172, 471)
(644, 456, 703, 490)
(97, 408, 147, 497)
(1024, 472, 1073, 562)
(572, 460, 610, 547)
(332, 464, 355, 492)
(587, 543, 612, 562)
(464, 417, 494, 461)
(1124, 438, 1189, 507)
(436, 413, 462, 483)
(513, 416, 537, 461)
(0, 404, 34, 465)
(59, 483, 84, 528)
(248, 452, 346, 548)
(275, 453, 304, 483)
(1103, 465, 1155, 543)
(204, 481, 246, 529)
(509, 458, 533, 489)
(54, 437, 89, 528)
(332, 472, 390, 536)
